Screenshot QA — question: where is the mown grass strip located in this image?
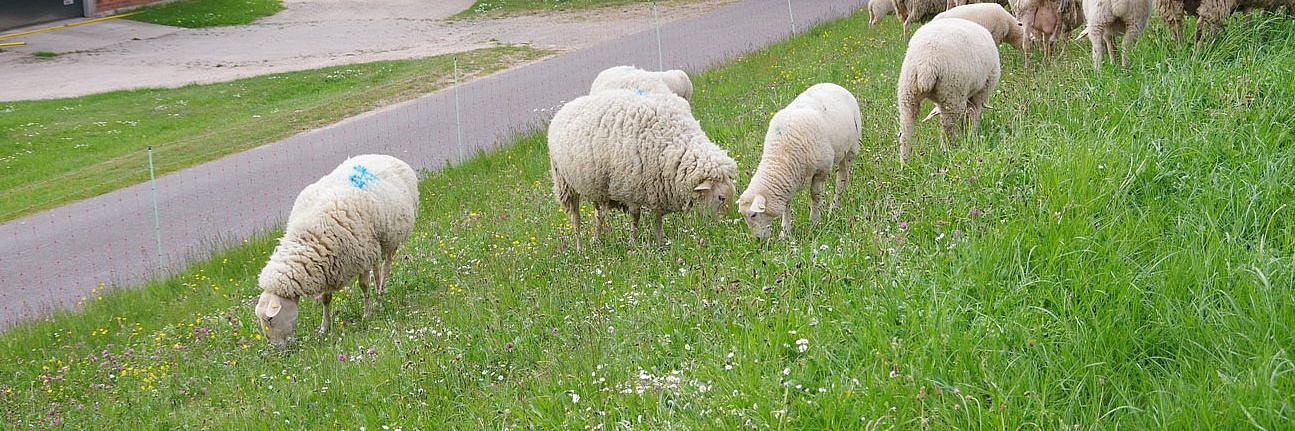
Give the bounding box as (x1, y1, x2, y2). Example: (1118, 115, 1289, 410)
(0, 44, 549, 222)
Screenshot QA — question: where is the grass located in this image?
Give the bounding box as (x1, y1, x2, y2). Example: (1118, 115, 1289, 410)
(31, 51, 60, 58)
(0, 44, 549, 223)
(2, 10, 1294, 429)
(454, 0, 659, 18)
(127, 0, 284, 28)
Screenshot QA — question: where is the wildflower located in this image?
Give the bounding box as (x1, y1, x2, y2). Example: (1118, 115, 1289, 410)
(796, 338, 809, 353)
(970, 207, 982, 217)
(367, 347, 376, 355)
(505, 342, 514, 351)
(898, 221, 908, 230)
(338, 354, 346, 362)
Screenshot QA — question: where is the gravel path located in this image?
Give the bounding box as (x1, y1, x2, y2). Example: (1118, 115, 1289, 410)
(0, 0, 866, 328)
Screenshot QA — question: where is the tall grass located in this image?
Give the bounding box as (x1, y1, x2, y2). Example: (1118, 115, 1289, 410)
(1, 11, 1291, 429)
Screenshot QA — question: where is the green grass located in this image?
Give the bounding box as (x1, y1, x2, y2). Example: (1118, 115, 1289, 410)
(0, 44, 548, 223)
(31, 51, 60, 58)
(127, 0, 284, 28)
(454, 0, 656, 18)
(2, 11, 1294, 429)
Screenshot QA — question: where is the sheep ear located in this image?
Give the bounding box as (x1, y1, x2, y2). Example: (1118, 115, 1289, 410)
(694, 180, 713, 191)
(751, 195, 767, 213)
(264, 296, 282, 319)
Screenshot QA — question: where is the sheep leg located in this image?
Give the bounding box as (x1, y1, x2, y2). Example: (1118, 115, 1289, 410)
(1104, 31, 1117, 66)
(628, 206, 641, 244)
(358, 270, 373, 318)
(592, 201, 607, 244)
(779, 208, 792, 240)
(831, 152, 854, 211)
(1121, 24, 1144, 69)
(1087, 24, 1104, 69)
(561, 194, 582, 251)
(1021, 10, 1035, 68)
(652, 211, 666, 244)
(810, 172, 827, 226)
(897, 97, 920, 163)
(319, 292, 333, 333)
(377, 250, 394, 295)
(939, 103, 966, 150)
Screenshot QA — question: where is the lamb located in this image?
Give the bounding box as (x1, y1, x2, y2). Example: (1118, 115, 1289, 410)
(894, 0, 948, 36)
(547, 88, 737, 248)
(896, 18, 1001, 162)
(589, 65, 694, 100)
(254, 154, 420, 348)
(869, 0, 898, 26)
(1011, 0, 1078, 65)
(1080, 0, 1151, 69)
(738, 83, 861, 239)
(1193, 0, 1294, 42)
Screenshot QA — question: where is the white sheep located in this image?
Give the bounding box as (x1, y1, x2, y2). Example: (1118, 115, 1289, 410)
(869, 0, 898, 26)
(547, 88, 736, 248)
(933, 3, 1026, 54)
(1080, 0, 1151, 69)
(589, 65, 694, 100)
(254, 154, 419, 348)
(738, 83, 861, 239)
(897, 18, 1001, 162)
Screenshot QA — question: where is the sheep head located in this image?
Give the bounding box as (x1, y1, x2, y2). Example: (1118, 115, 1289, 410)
(255, 292, 300, 348)
(693, 177, 735, 217)
(738, 194, 778, 239)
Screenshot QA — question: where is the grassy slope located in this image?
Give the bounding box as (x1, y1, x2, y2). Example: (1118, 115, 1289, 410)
(128, 0, 284, 28)
(2, 11, 1293, 429)
(0, 45, 548, 222)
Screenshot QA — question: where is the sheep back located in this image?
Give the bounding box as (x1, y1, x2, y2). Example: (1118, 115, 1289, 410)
(897, 18, 1000, 159)
(590, 65, 694, 100)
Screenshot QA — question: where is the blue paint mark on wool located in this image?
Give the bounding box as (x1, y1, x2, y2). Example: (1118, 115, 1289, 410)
(634, 88, 648, 96)
(349, 165, 378, 189)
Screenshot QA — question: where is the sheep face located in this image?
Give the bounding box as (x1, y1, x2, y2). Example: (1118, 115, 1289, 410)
(255, 292, 300, 348)
(693, 178, 735, 216)
(738, 194, 777, 239)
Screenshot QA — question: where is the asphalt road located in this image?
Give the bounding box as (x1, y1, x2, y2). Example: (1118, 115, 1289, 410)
(0, 0, 867, 328)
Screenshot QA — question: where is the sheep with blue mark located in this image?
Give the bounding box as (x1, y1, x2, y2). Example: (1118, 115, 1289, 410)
(737, 83, 861, 239)
(254, 154, 419, 348)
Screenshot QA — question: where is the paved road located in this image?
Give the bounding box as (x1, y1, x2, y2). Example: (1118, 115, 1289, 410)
(0, 0, 866, 328)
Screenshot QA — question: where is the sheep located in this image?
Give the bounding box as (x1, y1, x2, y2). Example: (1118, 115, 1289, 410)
(1011, 0, 1077, 65)
(933, 3, 1026, 52)
(895, 0, 949, 36)
(1193, 0, 1294, 42)
(547, 88, 737, 248)
(1080, 0, 1151, 69)
(590, 65, 694, 100)
(737, 83, 861, 239)
(1155, 0, 1202, 44)
(254, 154, 419, 348)
(869, 0, 898, 26)
(897, 18, 1001, 162)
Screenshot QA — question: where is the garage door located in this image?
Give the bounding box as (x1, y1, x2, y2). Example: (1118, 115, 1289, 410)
(1, 0, 85, 32)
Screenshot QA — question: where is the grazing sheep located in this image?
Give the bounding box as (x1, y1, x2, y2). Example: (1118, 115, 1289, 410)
(590, 65, 694, 100)
(1155, 0, 1202, 43)
(895, 0, 949, 36)
(1193, 0, 1293, 42)
(897, 18, 1001, 162)
(870, 0, 899, 26)
(934, 3, 1027, 51)
(1081, 0, 1151, 69)
(738, 83, 861, 239)
(547, 89, 737, 248)
(1013, 0, 1076, 65)
(255, 154, 419, 348)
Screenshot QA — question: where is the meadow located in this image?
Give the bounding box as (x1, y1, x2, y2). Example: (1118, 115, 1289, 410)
(2, 8, 1293, 429)
(128, 0, 284, 28)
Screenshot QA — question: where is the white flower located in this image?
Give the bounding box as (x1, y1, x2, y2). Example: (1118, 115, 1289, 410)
(796, 338, 809, 353)
(568, 391, 580, 404)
